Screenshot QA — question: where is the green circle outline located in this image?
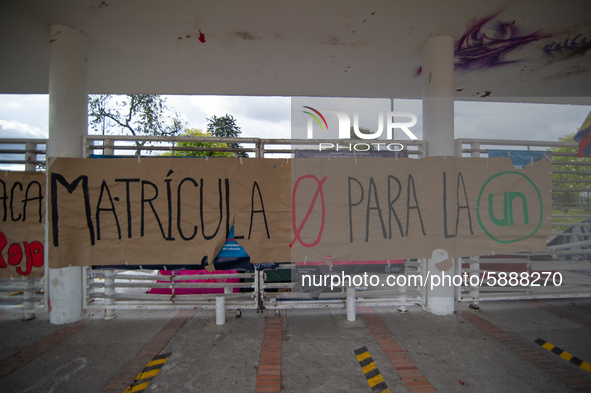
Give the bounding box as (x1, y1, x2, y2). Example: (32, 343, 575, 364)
(476, 171, 543, 244)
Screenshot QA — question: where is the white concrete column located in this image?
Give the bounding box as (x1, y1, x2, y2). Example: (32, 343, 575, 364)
(422, 36, 455, 316)
(47, 24, 89, 325)
(422, 35, 455, 157)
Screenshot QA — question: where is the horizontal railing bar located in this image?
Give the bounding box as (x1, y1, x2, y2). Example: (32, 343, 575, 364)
(548, 240, 591, 250)
(90, 273, 255, 280)
(86, 135, 260, 143)
(0, 138, 47, 144)
(88, 303, 259, 310)
(552, 215, 591, 218)
(457, 138, 577, 148)
(462, 149, 573, 157)
(459, 293, 591, 301)
(0, 295, 43, 301)
(552, 188, 591, 192)
(553, 179, 591, 183)
(551, 161, 591, 166)
(0, 160, 44, 165)
(552, 171, 591, 175)
(552, 222, 591, 227)
(0, 149, 46, 154)
(90, 293, 251, 301)
(551, 232, 591, 236)
(88, 282, 254, 288)
(88, 145, 256, 152)
(503, 249, 590, 256)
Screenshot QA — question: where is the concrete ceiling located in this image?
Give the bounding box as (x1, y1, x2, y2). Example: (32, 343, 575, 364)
(1, 0, 590, 104)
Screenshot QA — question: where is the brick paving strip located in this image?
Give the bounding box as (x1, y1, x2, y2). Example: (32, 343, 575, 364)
(522, 299, 591, 329)
(0, 320, 86, 379)
(357, 307, 437, 393)
(103, 308, 197, 393)
(255, 310, 284, 393)
(457, 307, 591, 392)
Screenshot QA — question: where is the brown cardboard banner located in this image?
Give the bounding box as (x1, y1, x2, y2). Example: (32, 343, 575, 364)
(48, 156, 551, 268)
(0, 171, 45, 278)
(48, 157, 290, 268)
(290, 156, 551, 262)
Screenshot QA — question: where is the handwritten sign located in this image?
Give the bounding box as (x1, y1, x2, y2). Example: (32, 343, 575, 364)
(290, 157, 551, 262)
(0, 171, 45, 277)
(48, 158, 290, 268)
(47, 157, 551, 267)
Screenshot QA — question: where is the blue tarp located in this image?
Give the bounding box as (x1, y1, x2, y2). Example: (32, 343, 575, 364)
(487, 150, 550, 170)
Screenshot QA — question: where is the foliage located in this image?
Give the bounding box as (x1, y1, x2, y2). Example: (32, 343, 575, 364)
(89, 94, 185, 154)
(549, 134, 591, 213)
(349, 126, 375, 139)
(161, 128, 234, 157)
(350, 126, 379, 149)
(206, 114, 247, 157)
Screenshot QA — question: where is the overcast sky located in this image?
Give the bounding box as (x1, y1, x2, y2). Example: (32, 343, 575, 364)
(0, 94, 589, 162)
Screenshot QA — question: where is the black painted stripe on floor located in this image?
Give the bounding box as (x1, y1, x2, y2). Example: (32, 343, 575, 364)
(123, 352, 171, 393)
(354, 346, 391, 393)
(535, 338, 591, 374)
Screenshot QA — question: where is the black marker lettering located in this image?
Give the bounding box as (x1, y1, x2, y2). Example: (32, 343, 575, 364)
(366, 177, 387, 242)
(249, 181, 269, 239)
(177, 177, 198, 241)
(348, 177, 363, 243)
(406, 174, 426, 236)
(115, 178, 140, 238)
(141, 180, 165, 238)
(51, 174, 95, 246)
(96, 180, 121, 240)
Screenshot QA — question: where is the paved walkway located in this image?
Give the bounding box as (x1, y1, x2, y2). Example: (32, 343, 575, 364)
(1, 299, 590, 392)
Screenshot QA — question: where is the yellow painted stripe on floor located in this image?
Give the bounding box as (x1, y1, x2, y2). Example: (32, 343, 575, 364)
(536, 338, 591, 374)
(361, 362, 377, 374)
(542, 342, 555, 351)
(559, 352, 573, 361)
(367, 373, 385, 388)
(356, 352, 371, 362)
(127, 381, 150, 393)
(137, 368, 160, 381)
(146, 358, 168, 367)
(381, 389, 392, 393)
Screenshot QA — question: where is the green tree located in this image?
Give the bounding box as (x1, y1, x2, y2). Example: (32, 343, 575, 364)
(350, 126, 375, 139)
(350, 126, 379, 149)
(88, 94, 185, 154)
(549, 134, 591, 213)
(161, 128, 234, 157)
(206, 114, 247, 157)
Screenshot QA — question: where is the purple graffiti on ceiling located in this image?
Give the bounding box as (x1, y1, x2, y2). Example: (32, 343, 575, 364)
(543, 33, 591, 58)
(415, 12, 548, 76)
(454, 12, 548, 70)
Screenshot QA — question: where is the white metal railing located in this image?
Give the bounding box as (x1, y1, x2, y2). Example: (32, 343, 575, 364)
(455, 139, 591, 305)
(0, 138, 46, 171)
(0, 277, 45, 319)
(83, 267, 261, 310)
(259, 260, 425, 311)
(2, 136, 589, 313)
(0, 137, 46, 318)
(83, 260, 426, 314)
(0, 135, 426, 164)
(82, 135, 426, 158)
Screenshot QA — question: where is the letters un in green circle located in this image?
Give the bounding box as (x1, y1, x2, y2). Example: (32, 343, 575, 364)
(476, 171, 543, 244)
